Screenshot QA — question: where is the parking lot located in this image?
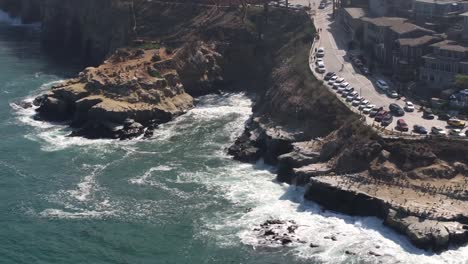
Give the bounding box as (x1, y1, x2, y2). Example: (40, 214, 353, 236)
(301, 0, 468, 138)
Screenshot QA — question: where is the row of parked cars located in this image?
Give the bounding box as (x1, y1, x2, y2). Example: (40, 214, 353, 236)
(324, 72, 468, 137)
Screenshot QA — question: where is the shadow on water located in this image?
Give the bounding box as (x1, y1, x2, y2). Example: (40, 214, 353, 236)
(0, 23, 81, 77)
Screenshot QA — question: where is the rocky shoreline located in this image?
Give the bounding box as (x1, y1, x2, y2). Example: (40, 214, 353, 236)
(229, 116, 468, 252)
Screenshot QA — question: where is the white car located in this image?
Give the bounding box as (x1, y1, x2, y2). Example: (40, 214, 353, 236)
(363, 107, 373, 114)
(387, 90, 399, 98)
(358, 101, 370, 110)
(328, 76, 338, 85)
(376, 80, 389, 91)
(316, 62, 326, 73)
(367, 104, 376, 110)
(317, 47, 325, 58)
(431, 127, 447, 136)
(449, 129, 465, 137)
(352, 100, 361, 106)
(315, 58, 324, 65)
(405, 101, 415, 112)
(340, 82, 349, 88)
(334, 78, 345, 84)
(337, 86, 347, 93)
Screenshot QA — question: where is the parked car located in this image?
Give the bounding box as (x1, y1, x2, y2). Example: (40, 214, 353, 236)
(316, 47, 325, 58)
(376, 80, 389, 91)
(346, 95, 355, 102)
(324, 72, 336, 81)
(352, 100, 361, 106)
(360, 66, 369, 75)
(363, 107, 372, 114)
(381, 114, 393, 127)
(319, 3, 326, 9)
(449, 129, 465, 137)
(413, 125, 427, 134)
(374, 110, 388, 122)
(404, 101, 415, 112)
(438, 113, 452, 121)
(337, 86, 347, 93)
(431, 127, 447, 136)
(386, 89, 399, 98)
(423, 109, 435, 120)
(332, 78, 344, 89)
(316, 62, 326, 73)
(447, 118, 466, 128)
(358, 100, 370, 110)
(396, 119, 409, 132)
(341, 91, 350, 97)
(345, 86, 355, 92)
(369, 109, 379, 117)
(328, 76, 338, 85)
(315, 58, 324, 65)
(389, 103, 404, 116)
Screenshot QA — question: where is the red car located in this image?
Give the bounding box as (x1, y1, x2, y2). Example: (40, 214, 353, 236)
(374, 110, 388, 122)
(397, 119, 409, 132)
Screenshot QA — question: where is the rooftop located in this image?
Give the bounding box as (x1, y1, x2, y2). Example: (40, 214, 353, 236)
(362, 17, 433, 35)
(343, 7, 368, 19)
(431, 40, 468, 52)
(390, 22, 434, 35)
(397, 35, 441, 47)
(362, 17, 407, 27)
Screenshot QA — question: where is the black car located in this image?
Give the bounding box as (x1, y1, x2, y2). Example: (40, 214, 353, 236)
(324, 72, 336, 81)
(413, 125, 428, 134)
(381, 114, 393, 127)
(423, 109, 435, 120)
(389, 103, 405, 116)
(438, 113, 452, 121)
(369, 109, 379, 117)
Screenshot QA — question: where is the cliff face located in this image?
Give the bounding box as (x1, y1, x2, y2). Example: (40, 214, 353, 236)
(0, 0, 132, 65)
(41, 0, 133, 65)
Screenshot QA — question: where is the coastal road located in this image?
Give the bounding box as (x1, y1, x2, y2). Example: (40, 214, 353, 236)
(290, 0, 467, 137)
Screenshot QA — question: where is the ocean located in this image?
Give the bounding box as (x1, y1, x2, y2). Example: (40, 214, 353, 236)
(1, 14, 467, 264)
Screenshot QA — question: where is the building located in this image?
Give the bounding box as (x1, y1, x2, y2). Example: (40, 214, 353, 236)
(362, 17, 434, 66)
(412, 0, 466, 22)
(340, 7, 367, 46)
(420, 40, 468, 89)
(392, 35, 443, 81)
(369, 0, 413, 17)
(461, 11, 468, 40)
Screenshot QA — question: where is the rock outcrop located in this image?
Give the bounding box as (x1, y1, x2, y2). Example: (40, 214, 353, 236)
(35, 48, 194, 139)
(304, 178, 468, 252)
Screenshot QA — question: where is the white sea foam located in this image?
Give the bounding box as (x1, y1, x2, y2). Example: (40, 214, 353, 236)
(39, 208, 116, 219)
(197, 160, 468, 264)
(67, 164, 106, 202)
